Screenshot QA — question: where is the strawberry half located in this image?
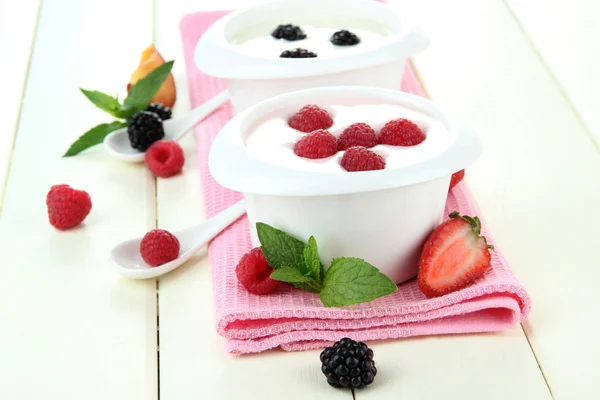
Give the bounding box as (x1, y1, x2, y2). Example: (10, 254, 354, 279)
(418, 211, 494, 297)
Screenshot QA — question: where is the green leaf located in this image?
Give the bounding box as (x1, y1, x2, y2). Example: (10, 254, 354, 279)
(122, 60, 174, 117)
(256, 222, 306, 270)
(303, 236, 322, 284)
(292, 281, 322, 293)
(271, 266, 315, 284)
(63, 121, 127, 157)
(320, 257, 397, 307)
(80, 89, 127, 118)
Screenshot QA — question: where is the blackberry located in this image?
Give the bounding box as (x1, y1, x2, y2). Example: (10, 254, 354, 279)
(320, 338, 377, 389)
(330, 30, 360, 46)
(280, 48, 317, 58)
(271, 24, 306, 41)
(145, 103, 172, 121)
(127, 111, 165, 152)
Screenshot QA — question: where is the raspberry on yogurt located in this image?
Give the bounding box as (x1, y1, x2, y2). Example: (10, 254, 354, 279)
(288, 105, 334, 133)
(294, 129, 338, 159)
(379, 118, 426, 146)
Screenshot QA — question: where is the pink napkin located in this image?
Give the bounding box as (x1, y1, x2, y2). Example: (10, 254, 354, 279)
(180, 11, 531, 354)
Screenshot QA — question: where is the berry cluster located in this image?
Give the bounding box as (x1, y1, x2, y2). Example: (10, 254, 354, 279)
(287, 104, 427, 172)
(273, 24, 361, 59)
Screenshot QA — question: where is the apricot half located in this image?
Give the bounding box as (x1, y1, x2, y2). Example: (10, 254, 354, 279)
(128, 45, 176, 108)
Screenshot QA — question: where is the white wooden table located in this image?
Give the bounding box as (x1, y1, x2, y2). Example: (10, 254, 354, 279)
(1, 0, 599, 398)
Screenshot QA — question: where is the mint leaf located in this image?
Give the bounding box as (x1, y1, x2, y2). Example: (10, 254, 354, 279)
(271, 265, 321, 293)
(271, 266, 315, 284)
(63, 121, 127, 157)
(80, 89, 126, 118)
(292, 281, 322, 293)
(256, 222, 306, 270)
(320, 257, 397, 307)
(303, 236, 322, 284)
(122, 61, 174, 117)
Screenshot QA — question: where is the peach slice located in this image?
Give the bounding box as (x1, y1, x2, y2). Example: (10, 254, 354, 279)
(128, 44, 176, 108)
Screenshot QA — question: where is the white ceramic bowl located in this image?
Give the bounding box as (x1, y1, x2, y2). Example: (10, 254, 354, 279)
(195, 0, 429, 113)
(209, 87, 482, 284)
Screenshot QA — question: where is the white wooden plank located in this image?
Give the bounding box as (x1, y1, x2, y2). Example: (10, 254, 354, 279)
(155, 1, 549, 399)
(0, 0, 40, 209)
(388, 0, 600, 398)
(0, 0, 158, 399)
(506, 0, 600, 147)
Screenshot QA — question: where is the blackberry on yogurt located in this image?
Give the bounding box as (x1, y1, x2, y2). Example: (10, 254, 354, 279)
(330, 29, 360, 46)
(280, 48, 317, 58)
(271, 24, 307, 41)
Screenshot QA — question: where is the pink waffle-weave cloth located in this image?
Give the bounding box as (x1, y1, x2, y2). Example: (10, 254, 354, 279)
(180, 10, 531, 354)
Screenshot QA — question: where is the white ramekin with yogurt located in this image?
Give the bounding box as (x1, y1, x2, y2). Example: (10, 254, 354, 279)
(209, 87, 482, 284)
(195, 0, 429, 113)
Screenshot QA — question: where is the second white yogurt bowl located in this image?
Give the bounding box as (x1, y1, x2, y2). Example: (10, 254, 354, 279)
(195, 0, 429, 113)
(209, 87, 482, 284)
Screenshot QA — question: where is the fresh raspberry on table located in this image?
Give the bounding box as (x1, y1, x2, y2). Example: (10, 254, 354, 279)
(46, 184, 92, 230)
(145, 140, 185, 177)
(288, 105, 334, 133)
(294, 129, 338, 159)
(337, 122, 378, 150)
(379, 118, 426, 146)
(140, 229, 180, 267)
(449, 169, 465, 190)
(236, 247, 278, 295)
(340, 146, 386, 172)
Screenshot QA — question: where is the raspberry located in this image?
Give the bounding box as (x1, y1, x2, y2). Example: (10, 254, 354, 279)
(46, 184, 92, 230)
(337, 123, 377, 150)
(236, 248, 278, 295)
(140, 229, 180, 267)
(145, 140, 185, 177)
(294, 129, 338, 159)
(340, 147, 386, 172)
(271, 24, 307, 41)
(288, 105, 333, 133)
(379, 118, 426, 146)
(145, 103, 172, 121)
(330, 30, 360, 46)
(449, 169, 465, 190)
(320, 338, 377, 389)
(127, 111, 165, 151)
(280, 48, 317, 58)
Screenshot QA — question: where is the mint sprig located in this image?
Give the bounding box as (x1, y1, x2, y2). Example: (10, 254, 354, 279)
(257, 223, 397, 307)
(80, 89, 126, 119)
(63, 121, 127, 157)
(63, 60, 174, 157)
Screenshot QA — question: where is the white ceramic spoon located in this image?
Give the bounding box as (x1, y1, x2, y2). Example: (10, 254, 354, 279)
(104, 90, 230, 163)
(110, 200, 246, 279)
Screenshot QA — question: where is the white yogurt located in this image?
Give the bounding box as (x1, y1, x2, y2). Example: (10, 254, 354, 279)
(245, 103, 451, 172)
(230, 25, 391, 59)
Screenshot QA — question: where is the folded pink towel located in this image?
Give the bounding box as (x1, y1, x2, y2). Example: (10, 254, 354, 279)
(180, 11, 531, 354)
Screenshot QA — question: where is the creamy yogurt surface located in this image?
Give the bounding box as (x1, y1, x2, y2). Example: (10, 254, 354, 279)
(230, 25, 390, 59)
(245, 103, 451, 172)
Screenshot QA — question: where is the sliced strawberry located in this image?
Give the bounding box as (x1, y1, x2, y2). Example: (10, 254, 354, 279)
(418, 211, 493, 297)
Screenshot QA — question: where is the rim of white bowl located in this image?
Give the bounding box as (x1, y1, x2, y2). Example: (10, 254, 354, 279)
(208, 86, 482, 197)
(194, 0, 429, 80)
